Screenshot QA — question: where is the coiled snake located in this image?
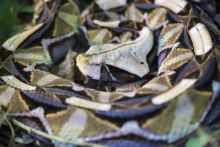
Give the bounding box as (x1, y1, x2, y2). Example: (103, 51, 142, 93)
(1, 0, 220, 146)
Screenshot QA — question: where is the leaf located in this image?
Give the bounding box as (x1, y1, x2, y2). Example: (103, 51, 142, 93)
(13, 46, 52, 66)
(76, 27, 154, 80)
(95, 0, 127, 10)
(53, 2, 79, 36)
(2, 23, 44, 51)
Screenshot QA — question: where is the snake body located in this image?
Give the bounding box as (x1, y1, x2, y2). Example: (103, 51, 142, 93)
(1, 0, 220, 146)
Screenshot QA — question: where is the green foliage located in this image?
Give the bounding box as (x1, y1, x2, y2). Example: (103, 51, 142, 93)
(0, 0, 34, 44)
(186, 134, 210, 147)
(186, 129, 220, 147)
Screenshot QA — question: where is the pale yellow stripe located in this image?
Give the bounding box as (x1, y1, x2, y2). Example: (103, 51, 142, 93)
(93, 20, 120, 28)
(65, 97, 111, 111)
(159, 52, 193, 73)
(155, 0, 187, 14)
(148, 8, 166, 29)
(1, 76, 36, 90)
(189, 23, 213, 56)
(163, 24, 184, 43)
(2, 23, 43, 51)
(152, 79, 197, 105)
(142, 83, 169, 92)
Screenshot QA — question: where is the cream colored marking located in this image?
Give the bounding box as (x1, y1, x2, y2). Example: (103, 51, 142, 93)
(162, 24, 184, 44)
(0, 87, 15, 106)
(72, 83, 86, 91)
(128, 4, 138, 21)
(36, 74, 60, 86)
(66, 97, 112, 111)
(189, 23, 213, 56)
(14, 53, 45, 60)
(96, 0, 127, 10)
(155, 0, 187, 14)
(58, 109, 87, 140)
(1, 76, 36, 90)
(162, 52, 192, 66)
(130, 5, 136, 21)
(93, 20, 120, 28)
(159, 52, 193, 73)
(147, 8, 167, 30)
(158, 23, 183, 54)
(142, 83, 169, 92)
(152, 79, 197, 105)
(161, 42, 180, 52)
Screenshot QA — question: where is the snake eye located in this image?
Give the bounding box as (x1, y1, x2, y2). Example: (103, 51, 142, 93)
(189, 23, 213, 56)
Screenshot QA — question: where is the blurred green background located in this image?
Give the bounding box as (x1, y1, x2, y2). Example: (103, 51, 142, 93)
(0, 0, 34, 44)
